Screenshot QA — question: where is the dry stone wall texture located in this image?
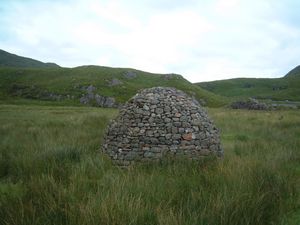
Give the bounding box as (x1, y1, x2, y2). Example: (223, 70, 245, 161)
(103, 87, 223, 166)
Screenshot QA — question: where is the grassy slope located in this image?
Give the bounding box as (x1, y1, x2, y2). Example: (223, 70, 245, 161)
(0, 66, 227, 107)
(196, 67, 300, 101)
(0, 49, 59, 68)
(285, 65, 300, 78)
(0, 105, 299, 225)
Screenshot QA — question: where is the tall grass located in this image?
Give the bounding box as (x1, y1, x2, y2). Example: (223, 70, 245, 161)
(0, 105, 299, 225)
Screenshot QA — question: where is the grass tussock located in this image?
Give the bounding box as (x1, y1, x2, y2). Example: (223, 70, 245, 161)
(0, 105, 299, 225)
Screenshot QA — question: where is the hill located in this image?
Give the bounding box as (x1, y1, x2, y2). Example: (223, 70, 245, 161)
(0, 66, 227, 107)
(0, 49, 60, 68)
(285, 65, 300, 78)
(196, 66, 300, 101)
(0, 49, 227, 107)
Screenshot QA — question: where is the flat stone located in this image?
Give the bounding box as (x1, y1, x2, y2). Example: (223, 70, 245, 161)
(171, 127, 178, 133)
(178, 128, 185, 133)
(150, 137, 159, 144)
(146, 130, 154, 136)
(149, 147, 159, 153)
(180, 116, 187, 122)
(199, 149, 210, 156)
(164, 118, 172, 123)
(173, 134, 181, 140)
(164, 106, 171, 112)
(144, 151, 154, 158)
(165, 134, 172, 139)
(174, 122, 181, 127)
(175, 112, 181, 117)
(140, 129, 146, 134)
(182, 133, 194, 141)
(156, 108, 164, 114)
(142, 147, 150, 151)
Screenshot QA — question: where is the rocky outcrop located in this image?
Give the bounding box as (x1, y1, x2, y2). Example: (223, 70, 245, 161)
(79, 85, 117, 108)
(108, 78, 123, 86)
(231, 98, 269, 110)
(123, 71, 137, 79)
(162, 73, 183, 80)
(102, 87, 223, 167)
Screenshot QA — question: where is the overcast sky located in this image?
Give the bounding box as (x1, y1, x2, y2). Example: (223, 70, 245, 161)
(0, 0, 300, 82)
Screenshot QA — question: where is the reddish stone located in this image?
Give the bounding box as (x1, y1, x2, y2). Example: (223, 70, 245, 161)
(175, 112, 181, 117)
(182, 133, 193, 141)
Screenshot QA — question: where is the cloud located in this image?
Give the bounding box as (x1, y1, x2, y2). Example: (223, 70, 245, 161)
(0, 0, 299, 82)
(215, 0, 240, 15)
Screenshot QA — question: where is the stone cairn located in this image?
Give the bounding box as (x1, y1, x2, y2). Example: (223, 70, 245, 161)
(102, 87, 223, 166)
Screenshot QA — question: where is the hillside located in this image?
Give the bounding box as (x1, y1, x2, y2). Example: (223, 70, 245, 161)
(0, 49, 228, 107)
(0, 66, 227, 107)
(0, 49, 60, 68)
(196, 66, 300, 101)
(285, 65, 300, 78)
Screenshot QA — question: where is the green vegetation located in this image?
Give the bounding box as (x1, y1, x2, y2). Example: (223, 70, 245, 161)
(285, 65, 300, 78)
(1, 105, 299, 225)
(196, 66, 300, 101)
(0, 66, 227, 107)
(0, 49, 227, 107)
(0, 49, 59, 68)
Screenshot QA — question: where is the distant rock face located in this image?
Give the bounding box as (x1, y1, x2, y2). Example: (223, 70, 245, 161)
(108, 78, 123, 86)
(231, 98, 269, 110)
(123, 71, 137, 79)
(80, 85, 117, 108)
(102, 87, 223, 167)
(162, 73, 182, 80)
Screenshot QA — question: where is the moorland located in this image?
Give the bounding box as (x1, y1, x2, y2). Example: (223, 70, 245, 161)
(0, 49, 299, 225)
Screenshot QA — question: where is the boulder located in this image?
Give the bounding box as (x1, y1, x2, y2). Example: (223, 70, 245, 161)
(231, 98, 269, 110)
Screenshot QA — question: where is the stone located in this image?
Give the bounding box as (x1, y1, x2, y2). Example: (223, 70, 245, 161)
(143, 105, 150, 111)
(79, 85, 117, 108)
(231, 98, 269, 110)
(102, 87, 223, 166)
(175, 112, 181, 117)
(140, 129, 146, 134)
(164, 118, 172, 123)
(146, 130, 154, 136)
(165, 106, 171, 112)
(104, 97, 116, 107)
(142, 147, 150, 151)
(178, 128, 185, 133)
(182, 133, 193, 141)
(173, 134, 182, 140)
(156, 108, 164, 114)
(86, 85, 96, 94)
(174, 122, 181, 127)
(165, 134, 172, 139)
(108, 78, 123, 86)
(144, 151, 154, 158)
(80, 96, 89, 104)
(172, 127, 178, 133)
(123, 71, 137, 79)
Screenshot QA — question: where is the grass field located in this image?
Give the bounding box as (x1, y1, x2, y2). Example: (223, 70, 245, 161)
(0, 105, 299, 225)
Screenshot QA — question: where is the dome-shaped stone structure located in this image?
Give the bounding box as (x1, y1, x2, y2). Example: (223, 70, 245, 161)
(103, 87, 223, 166)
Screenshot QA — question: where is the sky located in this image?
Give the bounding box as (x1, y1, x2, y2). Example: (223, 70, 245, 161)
(0, 0, 300, 82)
